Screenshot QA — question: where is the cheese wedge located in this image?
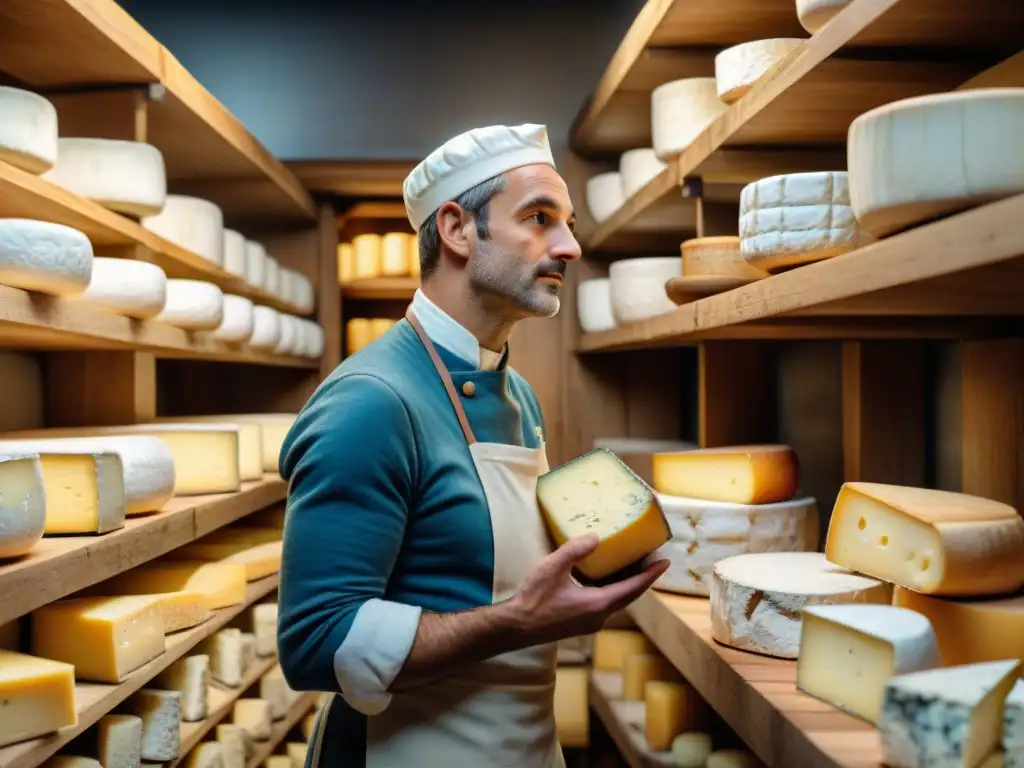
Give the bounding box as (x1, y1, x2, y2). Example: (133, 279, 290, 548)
(202, 629, 244, 687)
(33, 451, 126, 535)
(97, 714, 143, 768)
(154, 654, 210, 721)
(100, 562, 247, 610)
(797, 604, 941, 723)
(260, 665, 289, 720)
(879, 660, 1021, 768)
(32, 596, 166, 683)
(253, 603, 278, 657)
(287, 742, 308, 768)
(233, 698, 272, 741)
(826, 483, 1024, 596)
(129, 688, 181, 761)
(651, 445, 799, 505)
(216, 724, 247, 768)
(183, 741, 224, 768)
(151, 413, 295, 473)
(0, 453, 46, 559)
(0, 650, 77, 748)
(623, 653, 679, 701)
(593, 629, 655, 671)
(645, 680, 706, 751)
(537, 448, 670, 581)
(149, 418, 262, 481)
(175, 540, 282, 581)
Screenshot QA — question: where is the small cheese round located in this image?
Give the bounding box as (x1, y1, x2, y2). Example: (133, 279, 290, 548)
(212, 295, 255, 343)
(577, 278, 615, 334)
(0, 86, 58, 174)
(586, 172, 625, 224)
(244, 240, 267, 287)
(652, 78, 728, 161)
(304, 321, 325, 358)
(672, 733, 713, 768)
(0, 454, 46, 559)
(608, 257, 681, 325)
(274, 314, 300, 356)
(714, 39, 804, 104)
(0, 219, 93, 296)
(278, 268, 298, 305)
(142, 195, 224, 265)
(154, 279, 224, 330)
(73, 257, 167, 319)
(381, 233, 410, 276)
(619, 148, 667, 199)
(264, 256, 281, 296)
(352, 234, 382, 279)
(681, 236, 753, 278)
(250, 306, 282, 351)
(223, 229, 247, 277)
(796, 0, 852, 33)
(293, 273, 315, 313)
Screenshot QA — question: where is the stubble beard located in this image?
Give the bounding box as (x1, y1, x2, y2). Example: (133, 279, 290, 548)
(468, 239, 561, 318)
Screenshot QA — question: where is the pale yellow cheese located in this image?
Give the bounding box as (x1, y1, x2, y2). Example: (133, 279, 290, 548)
(337, 243, 354, 284)
(265, 757, 292, 768)
(301, 715, 316, 741)
(165, 413, 294, 473)
(253, 603, 278, 657)
(183, 741, 224, 768)
(286, 742, 308, 768)
(216, 724, 248, 768)
(150, 418, 263, 481)
(346, 319, 374, 356)
(623, 653, 678, 701)
(593, 629, 655, 671)
(352, 234, 381, 279)
(202, 629, 244, 687)
(381, 233, 410, 276)
(645, 680, 706, 751)
(0, 453, 46, 559)
(129, 688, 181, 761)
(37, 452, 126, 535)
(652, 444, 799, 504)
(240, 632, 256, 675)
(97, 714, 142, 768)
(553, 666, 588, 748)
(32, 596, 166, 683)
(176, 540, 282, 581)
(0, 650, 77, 748)
(149, 590, 213, 633)
(537, 448, 671, 581)
(101, 562, 248, 610)
(233, 698, 272, 741)
(826, 483, 1024, 596)
(260, 666, 289, 720)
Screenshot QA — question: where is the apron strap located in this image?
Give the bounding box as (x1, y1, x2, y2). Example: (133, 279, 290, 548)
(405, 306, 477, 445)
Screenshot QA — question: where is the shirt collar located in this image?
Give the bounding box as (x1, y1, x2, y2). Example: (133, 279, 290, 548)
(411, 289, 506, 371)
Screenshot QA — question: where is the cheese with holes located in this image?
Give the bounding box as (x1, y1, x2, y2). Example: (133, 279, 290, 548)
(0, 86, 58, 174)
(72, 257, 167, 319)
(893, 588, 1024, 666)
(652, 445, 799, 505)
(233, 699, 272, 741)
(244, 241, 266, 286)
(240, 632, 256, 674)
(645, 680, 706, 751)
(43, 138, 167, 217)
(103, 562, 247, 610)
(202, 628, 244, 686)
(0, 352, 44, 432)
(263, 256, 280, 295)
(652, 78, 729, 161)
(672, 733, 713, 768)
(0, 454, 45, 559)
(0, 219, 92, 296)
(142, 195, 224, 266)
(715, 40, 804, 104)
(254, 603, 278, 657)
(130, 689, 181, 761)
(710, 552, 891, 659)
(33, 450, 126, 535)
(216, 725, 247, 768)
(879, 659, 1020, 768)
(553, 666, 588, 749)
(261, 666, 289, 719)
(287, 742, 308, 768)
(623, 653, 678, 700)
(586, 172, 624, 224)
(826, 483, 1024, 596)
(0, 435, 175, 515)
(608, 257, 681, 325)
(707, 750, 760, 768)
(154, 654, 210, 721)
(223, 229, 247, 277)
(154, 279, 224, 330)
(577, 278, 615, 334)
(796, 0, 851, 32)
(620, 148, 667, 199)
(654, 493, 818, 596)
(848, 89, 1024, 237)
(211, 295, 254, 343)
(33, 596, 166, 683)
(0, 650, 76, 747)
(352, 234, 381, 279)
(739, 172, 874, 272)
(381, 233, 410, 276)
(538, 448, 670, 581)
(183, 742, 224, 768)
(250, 306, 281, 351)
(797, 604, 941, 723)
(147, 418, 261, 482)
(97, 714, 143, 768)
(593, 629, 655, 670)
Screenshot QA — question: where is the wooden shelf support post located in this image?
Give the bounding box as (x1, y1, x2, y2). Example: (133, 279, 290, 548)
(699, 341, 776, 448)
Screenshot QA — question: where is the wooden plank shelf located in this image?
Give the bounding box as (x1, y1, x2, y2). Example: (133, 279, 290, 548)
(629, 590, 881, 768)
(0, 0, 316, 225)
(245, 693, 318, 768)
(0, 574, 282, 768)
(589, 670, 678, 768)
(341, 277, 420, 301)
(578, 193, 1024, 351)
(0, 475, 285, 627)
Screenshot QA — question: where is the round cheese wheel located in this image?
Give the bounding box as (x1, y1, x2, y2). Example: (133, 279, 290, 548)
(278, 268, 297, 305)
(608, 257, 680, 325)
(0, 86, 58, 174)
(796, 0, 852, 33)
(244, 240, 267, 287)
(714, 39, 804, 104)
(0, 455, 46, 558)
(294, 273, 315, 313)
(848, 89, 1024, 237)
(212, 295, 255, 343)
(577, 278, 615, 333)
(619, 148, 667, 199)
(346, 318, 374, 355)
(586, 172, 625, 224)
(250, 306, 281, 351)
(0, 219, 92, 296)
(302, 320, 325, 358)
(154, 279, 224, 330)
(381, 233, 410, 276)
(651, 78, 728, 161)
(274, 314, 301, 356)
(264, 256, 281, 296)
(142, 195, 224, 265)
(223, 229, 247, 277)
(74, 257, 167, 319)
(680, 236, 756, 278)
(352, 234, 381, 279)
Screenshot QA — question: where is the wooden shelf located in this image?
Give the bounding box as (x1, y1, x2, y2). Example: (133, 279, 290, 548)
(341, 277, 420, 300)
(0, 574, 282, 768)
(579, 193, 1024, 351)
(630, 590, 881, 768)
(589, 670, 677, 768)
(245, 693, 318, 768)
(0, 475, 285, 627)
(0, 0, 316, 225)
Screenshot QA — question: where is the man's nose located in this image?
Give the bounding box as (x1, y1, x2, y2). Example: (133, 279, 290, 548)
(550, 228, 583, 262)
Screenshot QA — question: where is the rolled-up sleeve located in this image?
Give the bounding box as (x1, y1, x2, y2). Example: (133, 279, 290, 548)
(277, 373, 420, 715)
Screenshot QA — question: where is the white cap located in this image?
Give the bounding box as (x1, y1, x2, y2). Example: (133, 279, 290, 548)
(403, 123, 556, 232)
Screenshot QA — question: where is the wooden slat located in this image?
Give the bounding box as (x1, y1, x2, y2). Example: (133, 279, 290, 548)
(0, 476, 286, 626)
(245, 693, 318, 768)
(341, 277, 420, 301)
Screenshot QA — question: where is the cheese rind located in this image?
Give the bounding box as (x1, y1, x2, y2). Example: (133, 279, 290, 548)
(681, 236, 765, 279)
(651, 78, 729, 161)
(0, 86, 58, 174)
(155, 412, 294, 473)
(715, 39, 804, 104)
(142, 195, 224, 266)
(216, 724, 247, 768)
(244, 241, 266, 286)
(585, 172, 624, 224)
(796, 0, 852, 33)
(148, 418, 261, 482)
(0, 650, 77, 748)
(154, 654, 210, 721)
(619, 148, 667, 200)
(30, 451, 127, 535)
(183, 741, 224, 768)
(260, 666, 289, 719)
(223, 229, 247, 277)
(826, 482, 1024, 596)
(652, 445, 799, 505)
(72, 257, 167, 319)
(97, 714, 143, 768)
(250, 306, 281, 352)
(254, 603, 278, 657)
(577, 278, 616, 334)
(710, 552, 892, 659)
(203, 628, 244, 686)
(879, 660, 1021, 768)
(233, 698, 272, 741)
(263, 256, 280, 296)
(797, 604, 941, 723)
(1005, 680, 1024, 755)
(537, 448, 670, 581)
(0, 219, 93, 296)
(130, 689, 181, 761)
(593, 629, 655, 671)
(154, 279, 225, 331)
(0, 454, 46, 559)
(608, 257, 681, 325)
(211, 295, 255, 343)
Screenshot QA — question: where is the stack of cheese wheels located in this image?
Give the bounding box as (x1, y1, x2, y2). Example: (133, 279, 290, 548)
(651, 78, 728, 161)
(585, 172, 625, 224)
(0, 86, 58, 174)
(608, 257, 681, 324)
(648, 445, 819, 597)
(714, 39, 803, 104)
(619, 148, 667, 200)
(739, 171, 874, 273)
(576, 278, 615, 334)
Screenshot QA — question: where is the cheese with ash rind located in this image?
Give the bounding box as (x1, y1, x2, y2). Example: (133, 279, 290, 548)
(538, 448, 670, 581)
(715, 39, 804, 104)
(620, 148, 667, 199)
(0, 219, 92, 296)
(577, 278, 616, 334)
(142, 195, 224, 266)
(43, 138, 167, 217)
(796, 0, 852, 33)
(223, 229, 247, 277)
(1004, 680, 1024, 760)
(652, 78, 729, 161)
(154, 279, 224, 330)
(879, 659, 1021, 768)
(652, 445, 799, 505)
(154, 654, 210, 722)
(586, 172, 624, 224)
(797, 604, 941, 723)
(0, 650, 77, 747)
(97, 714, 143, 768)
(130, 688, 181, 761)
(250, 306, 281, 351)
(826, 482, 1024, 596)
(0, 454, 46, 559)
(710, 552, 891, 659)
(72, 257, 167, 319)
(608, 257, 681, 325)
(848, 89, 1024, 237)
(211, 294, 254, 343)
(0, 86, 58, 174)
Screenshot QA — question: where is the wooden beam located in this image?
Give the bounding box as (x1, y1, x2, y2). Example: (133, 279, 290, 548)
(698, 341, 776, 448)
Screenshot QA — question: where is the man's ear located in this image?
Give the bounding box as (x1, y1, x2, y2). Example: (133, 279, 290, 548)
(437, 201, 474, 262)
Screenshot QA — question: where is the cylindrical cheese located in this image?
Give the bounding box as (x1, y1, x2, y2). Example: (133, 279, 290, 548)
(264, 256, 281, 296)
(142, 195, 224, 266)
(73, 257, 167, 319)
(608, 257, 681, 325)
(645, 681, 707, 752)
(576, 278, 616, 334)
(222, 229, 247, 277)
(651, 78, 728, 161)
(620, 148, 667, 199)
(211, 295, 255, 343)
(593, 629, 654, 671)
(381, 233, 410, 276)
(0, 86, 58, 174)
(554, 666, 589, 749)
(681, 236, 766, 279)
(346, 319, 374, 355)
(369, 318, 396, 340)
(714, 39, 804, 104)
(0, 455, 46, 559)
(154, 279, 224, 330)
(274, 314, 302, 356)
(623, 653, 678, 700)
(250, 306, 281, 351)
(796, 0, 852, 33)
(672, 733, 714, 768)
(244, 240, 267, 287)
(0, 219, 93, 296)
(352, 234, 382, 279)
(337, 243, 354, 284)
(586, 172, 625, 224)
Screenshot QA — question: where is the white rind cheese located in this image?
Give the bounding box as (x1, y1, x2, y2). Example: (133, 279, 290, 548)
(204, 628, 244, 687)
(293, 274, 315, 313)
(244, 241, 267, 287)
(43, 138, 167, 217)
(254, 603, 278, 657)
(211, 295, 255, 343)
(0, 219, 93, 296)
(654, 493, 819, 596)
(274, 314, 300, 356)
(796, 0, 853, 34)
(264, 256, 280, 295)
(0, 86, 58, 174)
(715, 40, 804, 104)
(278, 268, 298, 305)
(585, 172, 624, 224)
(302, 320, 324, 358)
(0, 454, 46, 559)
(250, 306, 282, 351)
(216, 725, 248, 768)
(577, 278, 616, 334)
(154, 654, 210, 722)
(619, 148, 667, 200)
(709, 552, 891, 658)
(154, 279, 225, 330)
(260, 667, 289, 720)
(223, 229, 247, 277)
(651, 78, 729, 161)
(608, 257, 681, 325)
(130, 689, 182, 762)
(143, 195, 224, 265)
(72, 257, 168, 319)
(848, 89, 1024, 237)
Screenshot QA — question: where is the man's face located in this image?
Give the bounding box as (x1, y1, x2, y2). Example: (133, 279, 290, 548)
(467, 164, 582, 318)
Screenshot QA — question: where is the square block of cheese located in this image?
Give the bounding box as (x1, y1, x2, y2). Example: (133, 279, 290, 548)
(644, 680, 706, 751)
(826, 482, 1024, 596)
(651, 444, 799, 505)
(537, 448, 670, 581)
(233, 698, 272, 741)
(0, 650, 77, 747)
(154, 654, 210, 722)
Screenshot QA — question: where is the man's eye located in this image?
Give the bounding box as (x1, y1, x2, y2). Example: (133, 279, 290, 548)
(527, 212, 549, 225)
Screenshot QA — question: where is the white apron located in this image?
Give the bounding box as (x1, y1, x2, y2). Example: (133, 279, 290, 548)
(310, 308, 565, 768)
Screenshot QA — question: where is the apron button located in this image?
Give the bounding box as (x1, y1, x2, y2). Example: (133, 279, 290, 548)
(461, 381, 476, 397)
